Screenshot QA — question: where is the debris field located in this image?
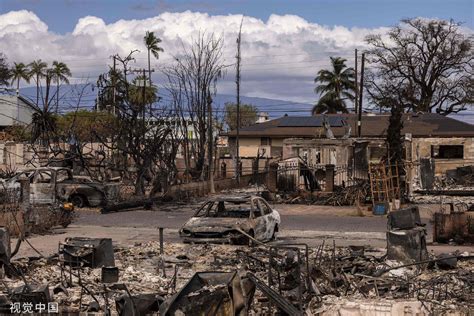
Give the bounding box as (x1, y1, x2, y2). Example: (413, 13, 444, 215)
(1, 238, 473, 315)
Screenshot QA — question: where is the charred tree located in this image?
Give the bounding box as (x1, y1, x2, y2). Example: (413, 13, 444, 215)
(163, 33, 225, 180)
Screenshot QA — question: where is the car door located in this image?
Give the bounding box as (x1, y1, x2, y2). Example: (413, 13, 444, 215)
(30, 170, 55, 204)
(256, 198, 278, 241)
(251, 197, 267, 241)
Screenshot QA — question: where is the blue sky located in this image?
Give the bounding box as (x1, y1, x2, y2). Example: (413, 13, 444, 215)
(0, 0, 472, 121)
(1, 0, 473, 34)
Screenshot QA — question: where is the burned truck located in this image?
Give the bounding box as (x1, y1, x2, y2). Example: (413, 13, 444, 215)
(1, 167, 119, 208)
(179, 196, 281, 245)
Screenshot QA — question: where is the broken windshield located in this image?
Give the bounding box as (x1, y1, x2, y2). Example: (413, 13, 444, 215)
(194, 200, 253, 218)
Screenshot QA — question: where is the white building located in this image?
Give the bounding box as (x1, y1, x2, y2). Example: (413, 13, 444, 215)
(0, 95, 35, 128)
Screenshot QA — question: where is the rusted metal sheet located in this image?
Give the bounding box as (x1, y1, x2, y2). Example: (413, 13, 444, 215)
(386, 228, 428, 263)
(60, 237, 115, 268)
(433, 212, 474, 243)
(387, 206, 421, 230)
(115, 293, 163, 316)
(160, 271, 255, 316)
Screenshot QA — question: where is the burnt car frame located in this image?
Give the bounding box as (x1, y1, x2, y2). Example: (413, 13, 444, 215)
(2, 167, 119, 208)
(179, 196, 281, 244)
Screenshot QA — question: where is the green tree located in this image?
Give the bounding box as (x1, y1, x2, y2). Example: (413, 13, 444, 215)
(144, 31, 163, 85)
(129, 75, 158, 109)
(224, 102, 258, 130)
(0, 53, 10, 87)
(51, 61, 72, 112)
(56, 110, 115, 143)
(30, 109, 57, 145)
(10, 62, 30, 96)
(29, 59, 48, 106)
(313, 57, 355, 114)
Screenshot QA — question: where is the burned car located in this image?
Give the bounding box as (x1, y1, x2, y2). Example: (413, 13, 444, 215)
(1, 167, 119, 208)
(179, 196, 281, 244)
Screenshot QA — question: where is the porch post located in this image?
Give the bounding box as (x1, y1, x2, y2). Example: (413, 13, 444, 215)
(325, 164, 335, 192)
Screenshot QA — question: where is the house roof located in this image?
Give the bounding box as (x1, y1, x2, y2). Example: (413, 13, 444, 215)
(224, 113, 474, 138)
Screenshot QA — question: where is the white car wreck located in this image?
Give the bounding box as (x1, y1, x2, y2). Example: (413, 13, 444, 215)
(179, 196, 281, 245)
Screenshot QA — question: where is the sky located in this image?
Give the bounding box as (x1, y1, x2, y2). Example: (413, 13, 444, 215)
(0, 0, 473, 108)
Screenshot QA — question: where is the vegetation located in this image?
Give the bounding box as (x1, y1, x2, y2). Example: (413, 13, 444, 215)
(30, 110, 57, 145)
(163, 33, 226, 180)
(143, 31, 163, 85)
(365, 18, 473, 115)
(96, 51, 174, 195)
(10, 62, 30, 95)
(224, 102, 258, 130)
(56, 110, 115, 143)
(29, 59, 48, 106)
(386, 103, 404, 165)
(129, 75, 158, 109)
(313, 57, 355, 114)
(0, 53, 10, 87)
(51, 61, 72, 111)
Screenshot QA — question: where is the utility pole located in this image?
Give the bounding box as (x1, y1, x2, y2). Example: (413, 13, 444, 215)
(142, 68, 146, 126)
(207, 90, 215, 193)
(354, 49, 358, 114)
(357, 53, 365, 137)
(112, 55, 116, 115)
(235, 18, 243, 183)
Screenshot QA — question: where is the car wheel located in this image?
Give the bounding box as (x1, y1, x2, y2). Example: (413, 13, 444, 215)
(70, 195, 86, 208)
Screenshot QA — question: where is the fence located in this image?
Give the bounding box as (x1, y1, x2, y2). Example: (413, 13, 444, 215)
(277, 159, 368, 192)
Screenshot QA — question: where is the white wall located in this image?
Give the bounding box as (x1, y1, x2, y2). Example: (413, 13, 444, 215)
(0, 95, 34, 127)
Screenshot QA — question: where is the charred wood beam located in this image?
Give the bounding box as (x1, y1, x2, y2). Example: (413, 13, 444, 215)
(247, 272, 302, 315)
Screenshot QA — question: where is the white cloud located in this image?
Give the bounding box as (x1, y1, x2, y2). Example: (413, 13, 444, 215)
(0, 10, 391, 102)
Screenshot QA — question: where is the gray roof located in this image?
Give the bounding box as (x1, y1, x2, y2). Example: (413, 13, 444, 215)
(224, 113, 474, 138)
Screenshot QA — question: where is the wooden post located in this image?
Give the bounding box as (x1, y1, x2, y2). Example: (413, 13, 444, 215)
(325, 164, 335, 192)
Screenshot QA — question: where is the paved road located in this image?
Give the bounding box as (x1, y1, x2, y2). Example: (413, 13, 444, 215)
(76, 204, 429, 234)
(13, 204, 472, 258)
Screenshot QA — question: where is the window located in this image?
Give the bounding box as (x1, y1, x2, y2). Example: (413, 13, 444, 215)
(258, 199, 272, 215)
(315, 149, 321, 164)
(261, 137, 272, 146)
(33, 171, 52, 184)
(369, 146, 387, 162)
(431, 145, 463, 159)
(56, 169, 71, 183)
(252, 199, 264, 218)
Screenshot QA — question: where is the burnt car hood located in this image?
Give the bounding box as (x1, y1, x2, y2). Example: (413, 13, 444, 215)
(182, 217, 249, 232)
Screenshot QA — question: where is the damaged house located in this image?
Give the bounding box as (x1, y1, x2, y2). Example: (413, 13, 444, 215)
(225, 113, 474, 199)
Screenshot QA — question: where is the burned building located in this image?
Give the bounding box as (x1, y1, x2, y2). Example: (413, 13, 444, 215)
(225, 113, 474, 197)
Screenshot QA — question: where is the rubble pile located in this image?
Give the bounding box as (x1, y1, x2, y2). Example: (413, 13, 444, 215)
(278, 181, 369, 206)
(1, 239, 472, 315)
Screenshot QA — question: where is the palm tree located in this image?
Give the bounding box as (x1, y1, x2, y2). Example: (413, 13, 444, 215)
(10, 62, 31, 96)
(30, 109, 57, 146)
(312, 57, 355, 114)
(29, 60, 48, 106)
(144, 31, 164, 85)
(51, 61, 72, 112)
